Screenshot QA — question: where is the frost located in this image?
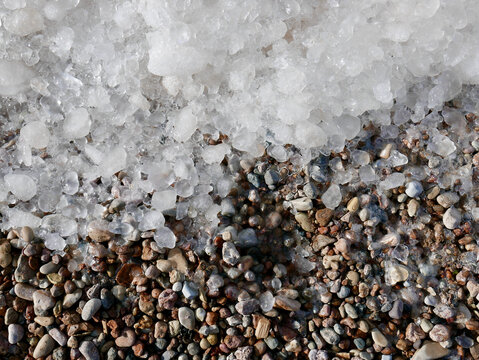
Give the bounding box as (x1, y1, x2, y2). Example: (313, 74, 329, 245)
(4, 174, 36, 201)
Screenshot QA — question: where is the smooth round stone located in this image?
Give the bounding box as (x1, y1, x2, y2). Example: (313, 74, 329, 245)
(8, 324, 24, 344)
(33, 334, 55, 359)
(115, 329, 136, 347)
(405, 181, 423, 197)
(33, 290, 56, 313)
(79, 340, 100, 360)
(63, 289, 83, 308)
(178, 307, 195, 330)
(388, 299, 403, 319)
(195, 308, 206, 322)
(320, 327, 340, 345)
(82, 298, 102, 321)
(411, 342, 450, 360)
(48, 327, 67, 346)
(14, 283, 36, 301)
(371, 328, 389, 347)
(443, 207, 461, 229)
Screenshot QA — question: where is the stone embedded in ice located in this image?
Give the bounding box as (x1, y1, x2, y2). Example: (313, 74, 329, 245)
(44, 233, 66, 251)
(380, 173, 405, 190)
(0, 60, 34, 96)
(147, 30, 209, 77)
(4, 173, 37, 201)
(172, 107, 197, 143)
(427, 134, 456, 157)
(20, 121, 50, 149)
(321, 184, 342, 209)
(63, 108, 91, 139)
(99, 147, 127, 178)
(3, 8, 44, 36)
(151, 189, 177, 212)
(153, 227, 176, 249)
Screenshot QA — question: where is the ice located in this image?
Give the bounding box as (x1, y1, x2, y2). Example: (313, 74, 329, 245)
(351, 150, 370, 166)
(99, 147, 127, 178)
(153, 227, 177, 249)
(63, 108, 91, 139)
(259, 291, 275, 312)
(388, 151, 408, 167)
(380, 173, 406, 190)
(44, 233, 66, 251)
(427, 134, 457, 157)
(151, 190, 177, 212)
(20, 121, 50, 149)
(202, 144, 230, 165)
(359, 166, 377, 183)
(0, 60, 34, 96)
(3, 8, 44, 36)
(4, 173, 36, 201)
(172, 107, 198, 143)
(62, 171, 79, 195)
(321, 184, 342, 209)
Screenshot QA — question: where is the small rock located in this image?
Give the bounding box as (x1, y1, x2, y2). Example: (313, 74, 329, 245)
(274, 295, 301, 311)
(63, 289, 83, 308)
(14, 254, 36, 283)
(371, 328, 388, 347)
(408, 199, 420, 217)
(21, 226, 34, 242)
(411, 342, 449, 360)
(115, 329, 136, 347)
(178, 307, 195, 330)
(48, 328, 67, 346)
(388, 299, 403, 319)
(320, 327, 340, 345)
(295, 213, 314, 232)
(33, 334, 55, 359)
(168, 248, 188, 273)
(8, 324, 24, 344)
(315, 208, 334, 227)
(311, 235, 336, 252)
(290, 197, 313, 211)
(255, 317, 271, 339)
(235, 299, 259, 315)
(429, 325, 450, 343)
(81, 298, 102, 321)
(385, 262, 409, 285)
(405, 181, 423, 197)
(443, 207, 461, 229)
(347, 197, 359, 212)
(79, 340, 100, 360)
(33, 290, 56, 313)
(436, 192, 460, 208)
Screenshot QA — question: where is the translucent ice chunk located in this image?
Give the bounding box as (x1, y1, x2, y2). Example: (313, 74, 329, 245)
(3, 8, 44, 36)
(64, 108, 91, 139)
(4, 173, 37, 201)
(0, 60, 34, 96)
(153, 227, 176, 249)
(380, 173, 405, 190)
(139, 210, 165, 231)
(427, 134, 456, 157)
(44, 233, 66, 251)
(151, 189, 177, 212)
(20, 121, 50, 149)
(321, 184, 342, 209)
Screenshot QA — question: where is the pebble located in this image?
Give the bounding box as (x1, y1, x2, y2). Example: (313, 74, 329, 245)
(63, 289, 83, 308)
(408, 199, 420, 217)
(295, 212, 314, 232)
(20, 226, 34, 242)
(182, 281, 198, 299)
(33, 334, 55, 359)
(48, 328, 67, 346)
(436, 192, 459, 208)
(79, 340, 100, 360)
(290, 197, 313, 211)
(411, 342, 449, 360)
(344, 303, 358, 318)
(274, 295, 301, 311)
(371, 328, 388, 347)
(347, 197, 359, 212)
(178, 307, 195, 330)
(315, 208, 334, 226)
(33, 290, 56, 313)
(405, 181, 423, 197)
(14, 254, 36, 282)
(82, 298, 102, 321)
(320, 327, 340, 345)
(8, 324, 24, 344)
(385, 263, 409, 285)
(5, 307, 18, 325)
(388, 299, 403, 319)
(115, 329, 136, 347)
(443, 207, 461, 229)
(429, 325, 450, 342)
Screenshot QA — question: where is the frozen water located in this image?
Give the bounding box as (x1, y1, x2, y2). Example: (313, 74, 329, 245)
(20, 121, 50, 149)
(380, 173, 406, 190)
(4, 174, 37, 201)
(153, 227, 177, 249)
(152, 190, 177, 212)
(0, 60, 34, 96)
(321, 184, 342, 210)
(64, 108, 91, 139)
(44, 233, 66, 251)
(139, 211, 165, 231)
(427, 134, 457, 157)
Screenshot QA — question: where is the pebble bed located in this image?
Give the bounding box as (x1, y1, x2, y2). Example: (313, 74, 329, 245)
(2, 102, 479, 360)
